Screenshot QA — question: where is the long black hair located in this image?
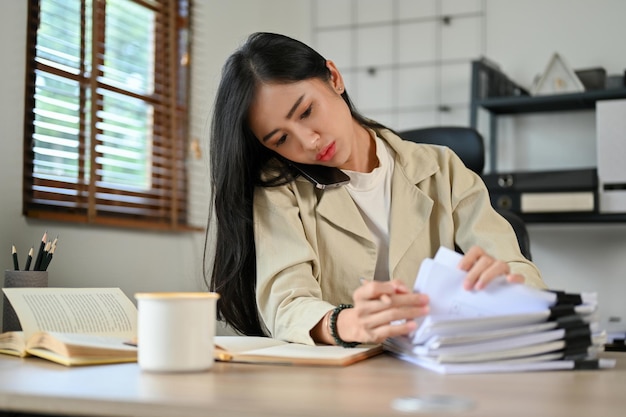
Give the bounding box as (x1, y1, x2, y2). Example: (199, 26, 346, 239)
(205, 32, 386, 336)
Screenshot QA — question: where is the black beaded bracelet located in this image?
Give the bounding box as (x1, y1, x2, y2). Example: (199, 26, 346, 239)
(329, 304, 359, 348)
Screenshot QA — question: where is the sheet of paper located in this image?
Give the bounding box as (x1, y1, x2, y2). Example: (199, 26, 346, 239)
(413, 328, 567, 357)
(215, 336, 376, 360)
(414, 246, 557, 317)
(2, 288, 137, 339)
(395, 354, 616, 375)
(215, 336, 287, 353)
(241, 344, 373, 360)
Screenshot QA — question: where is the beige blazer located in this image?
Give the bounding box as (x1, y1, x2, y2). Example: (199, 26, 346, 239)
(253, 129, 544, 344)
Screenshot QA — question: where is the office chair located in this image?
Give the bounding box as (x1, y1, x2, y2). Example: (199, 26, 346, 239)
(399, 126, 532, 260)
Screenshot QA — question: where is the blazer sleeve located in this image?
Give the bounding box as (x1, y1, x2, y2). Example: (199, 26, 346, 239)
(443, 148, 546, 288)
(253, 183, 334, 345)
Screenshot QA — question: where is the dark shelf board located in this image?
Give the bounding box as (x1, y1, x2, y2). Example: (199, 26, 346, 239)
(475, 88, 626, 115)
(518, 212, 626, 224)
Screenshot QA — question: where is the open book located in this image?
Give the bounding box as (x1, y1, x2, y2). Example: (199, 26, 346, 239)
(0, 287, 137, 366)
(214, 336, 382, 366)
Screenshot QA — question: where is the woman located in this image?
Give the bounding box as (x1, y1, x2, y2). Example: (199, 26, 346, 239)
(206, 32, 544, 347)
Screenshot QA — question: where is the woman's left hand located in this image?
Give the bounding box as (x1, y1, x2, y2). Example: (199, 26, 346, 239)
(457, 245, 525, 290)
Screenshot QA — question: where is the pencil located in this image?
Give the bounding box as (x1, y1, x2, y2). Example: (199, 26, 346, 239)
(43, 241, 51, 259)
(12, 245, 19, 271)
(33, 231, 47, 271)
(24, 247, 34, 271)
(40, 241, 51, 270)
(41, 239, 57, 271)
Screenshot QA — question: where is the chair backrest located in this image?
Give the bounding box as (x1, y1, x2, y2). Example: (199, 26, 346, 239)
(398, 126, 532, 261)
(399, 126, 485, 174)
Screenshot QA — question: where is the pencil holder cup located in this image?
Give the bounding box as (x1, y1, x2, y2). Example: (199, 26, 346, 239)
(2, 270, 48, 332)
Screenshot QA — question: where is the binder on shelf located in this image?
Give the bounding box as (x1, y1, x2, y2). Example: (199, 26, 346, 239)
(596, 99, 626, 213)
(482, 168, 598, 213)
(472, 58, 529, 100)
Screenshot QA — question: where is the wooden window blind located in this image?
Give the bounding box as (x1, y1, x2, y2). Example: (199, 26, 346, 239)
(23, 0, 194, 231)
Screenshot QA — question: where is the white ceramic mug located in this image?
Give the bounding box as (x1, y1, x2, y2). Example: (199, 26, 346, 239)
(135, 292, 220, 372)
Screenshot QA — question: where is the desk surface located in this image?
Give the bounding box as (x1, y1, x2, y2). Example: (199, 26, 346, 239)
(1, 352, 625, 417)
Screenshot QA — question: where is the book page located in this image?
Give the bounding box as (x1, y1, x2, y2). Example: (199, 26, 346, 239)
(214, 336, 382, 366)
(0, 331, 27, 356)
(29, 332, 137, 352)
(215, 336, 288, 353)
(242, 343, 375, 360)
(23, 331, 137, 365)
(2, 288, 137, 340)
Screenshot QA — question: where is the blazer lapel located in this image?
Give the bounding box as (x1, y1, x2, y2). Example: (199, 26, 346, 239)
(388, 166, 434, 271)
(315, 185, 374, 243)
(385, 131, 438, 274)
(311, 130, 441, 279)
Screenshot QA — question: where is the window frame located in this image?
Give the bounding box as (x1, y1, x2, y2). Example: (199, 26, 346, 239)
(22, 0, 195, 232)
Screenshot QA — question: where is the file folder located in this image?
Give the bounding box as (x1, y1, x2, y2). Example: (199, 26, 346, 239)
(482, 168, 598, 213)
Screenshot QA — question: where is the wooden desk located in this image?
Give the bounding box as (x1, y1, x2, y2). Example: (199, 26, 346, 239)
(0, 352, 624, 417)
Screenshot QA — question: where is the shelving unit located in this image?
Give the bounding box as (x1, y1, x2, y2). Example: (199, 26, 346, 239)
(469, 59, 626, 223)
(515, 212, 626, 224)
(475, 88, 626, 115)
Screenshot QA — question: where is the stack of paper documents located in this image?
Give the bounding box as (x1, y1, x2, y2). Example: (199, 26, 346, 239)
(384, 247, 616, 374)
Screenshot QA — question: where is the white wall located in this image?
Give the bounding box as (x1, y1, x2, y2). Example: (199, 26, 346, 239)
(485, 0, 626, 172)
(483, 0, 626, 334)
(0, 0, 310, 329)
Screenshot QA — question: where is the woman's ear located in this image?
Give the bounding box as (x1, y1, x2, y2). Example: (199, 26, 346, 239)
(325, 60, 345, 94)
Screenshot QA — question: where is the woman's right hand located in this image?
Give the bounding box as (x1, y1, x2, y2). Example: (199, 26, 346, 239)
(337, 279, 430, 345)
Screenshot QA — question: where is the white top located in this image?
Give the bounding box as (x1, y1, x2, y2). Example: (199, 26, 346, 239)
(344, 135, 395, 281)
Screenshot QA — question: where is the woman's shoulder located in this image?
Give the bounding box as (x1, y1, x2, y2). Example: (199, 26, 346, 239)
(255, 164, 316, 208)
(378, 128, 460, 179)
(380, 128, 453, 157)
